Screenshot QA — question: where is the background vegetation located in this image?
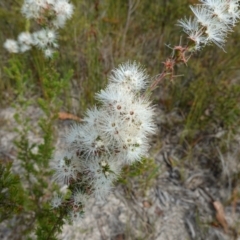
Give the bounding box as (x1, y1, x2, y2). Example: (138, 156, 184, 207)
(0, 0, 240, 239)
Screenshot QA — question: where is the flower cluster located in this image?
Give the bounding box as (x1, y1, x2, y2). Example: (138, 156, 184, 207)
(177, 0, 240, 51)
(21, 0, 73, 28)
(51, 62, 156, 222)
(4, 29, 58, 57)
(3, 0, 73, 58)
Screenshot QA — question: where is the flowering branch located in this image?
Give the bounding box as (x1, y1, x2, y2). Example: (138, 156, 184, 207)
(51, 62, 156, 221)
(150, 0, 240, 89)
(49, 0, 240, 222)
(3, 0, 74, 58)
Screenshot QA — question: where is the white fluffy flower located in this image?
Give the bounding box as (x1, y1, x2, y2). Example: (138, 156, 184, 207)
(52, 151, 80, 185)
(3, 39, 19, 53)
(32, 29, 57, 49)
(21, 0, 41, 19)
(178, 1, 240, 50)
(82, 157, 120, 200)
(114, 135, 149, 164)
(73, 123, 107, 159)
(32, 30, 47, 49)
(83, 106, 101, 127)
(205, 24, 227, 49)
(177, 17, 206, 48)
(200, 0, 240, 26)
(52, 62, 155, 214)
(190, 5, 215, 28)
(68, 63, 155, 166)
(8, 0, 73, 58)
(96, 83, 133, 106)
(44, 48, 54, 58)
(109, 62, 149, 92)
(51, 193, 63, 208)
(53, 0, 74, 19)
(17, 32, 33, 52)
(18, 32, 33, 46)
(227, 1, 240, 24)
(52, 0, 74, 28)
(73, 190, 89, 208)
(98, 112, 124, 143)
(69, 210, 84, 222)
(21, 0, 74, 28)
(65, 123, 84, 145)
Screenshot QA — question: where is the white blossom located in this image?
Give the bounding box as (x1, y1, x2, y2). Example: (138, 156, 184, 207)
(44, 48, 54, 58)
(177, 17, 207, 49)
(17, 32, 33, 52)
(51, 62, 156, 213)
(73, 190, 89, 208)
(51, 193, 63, 208)
(18, 32, 32, 46)
(69, 210, 84, 222)
(52, 151, 80, 185)
(3, 39, 19, 53)
(5, 0, 73, 57)
(178, 0, 240, 50)
(109, 61, 149, 92)
(32, 29, 57, 49)
(21, 0, 74, 28)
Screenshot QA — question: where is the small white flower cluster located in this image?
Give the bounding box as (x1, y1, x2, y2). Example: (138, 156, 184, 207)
(3, 29, 58, 57)
(51, 193, 63, 209)
(51, 62, 156, 221)
(178, 0, 240, 51)
(21, 0, 73, 28)
(3, 0, 73, 58)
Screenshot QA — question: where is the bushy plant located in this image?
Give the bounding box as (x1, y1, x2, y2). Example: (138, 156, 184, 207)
(1, 0, 240, 239)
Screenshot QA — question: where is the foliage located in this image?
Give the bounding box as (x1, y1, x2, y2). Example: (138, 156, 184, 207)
(0, 162, 25, 222)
